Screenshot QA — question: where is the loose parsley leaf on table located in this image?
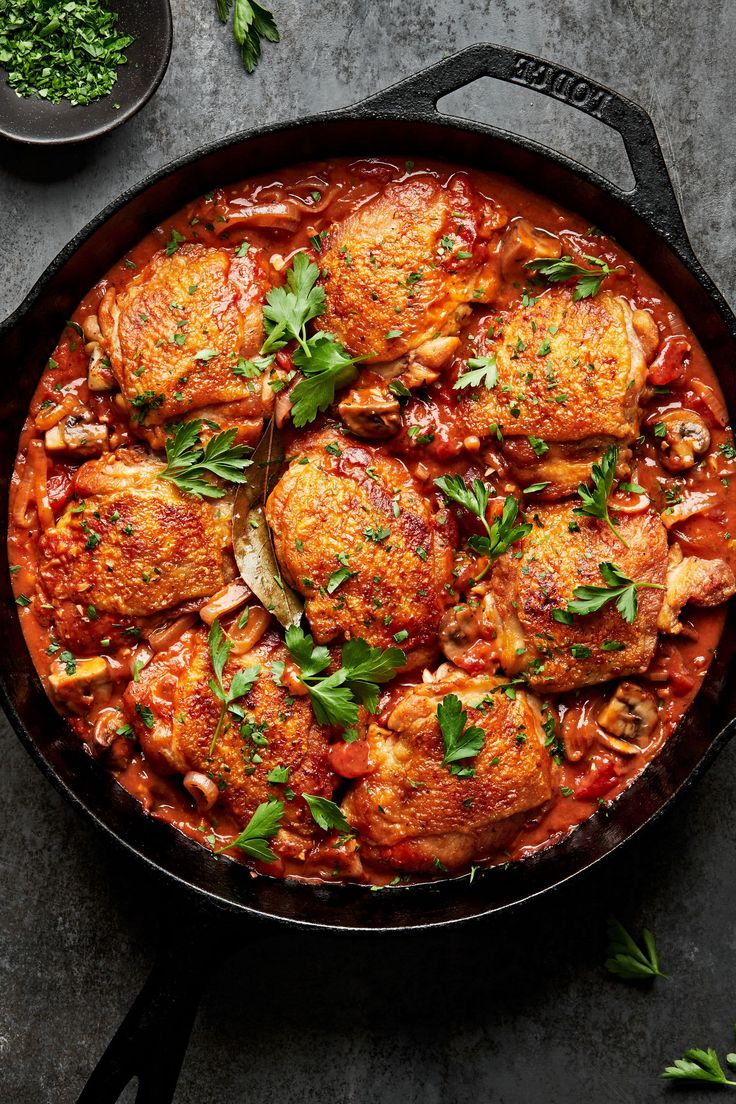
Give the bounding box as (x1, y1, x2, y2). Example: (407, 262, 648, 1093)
(216, 0, 280, 74)
(525, 254, 618, 300)
(434, 476, 531, 579)
(284, 625, 405, 730)
(207, 619, 260, 755)
(604, 917, 666, 981)
(217, 798, 284, 862)
(574, 445, 629, 546)
(662, 1049, 736, 1087)
(159, 419, 252, 498)
(437, 694, 485, 777)
(566, 562, 664, 624)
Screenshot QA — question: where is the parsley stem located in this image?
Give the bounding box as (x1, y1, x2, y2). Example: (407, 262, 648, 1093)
(607, 513, 631, 549)
(209, 703, 228, 757)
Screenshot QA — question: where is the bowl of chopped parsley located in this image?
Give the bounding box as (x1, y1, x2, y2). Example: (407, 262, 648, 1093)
(0, 0, 172, 145)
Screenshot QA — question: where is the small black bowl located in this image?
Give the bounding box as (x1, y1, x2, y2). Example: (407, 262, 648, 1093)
(0, 0, 172, 146)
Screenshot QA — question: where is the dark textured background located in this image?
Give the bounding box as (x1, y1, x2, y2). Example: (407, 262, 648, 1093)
(1, 2, 735, 1101)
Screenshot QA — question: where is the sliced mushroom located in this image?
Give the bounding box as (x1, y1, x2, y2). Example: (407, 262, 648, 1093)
(375, 336, 460, 390)
(657, 409, 710, 472)
(338, 386, 401, 439)
(45, 416, 109, 457)
(48, 656, 112, 714)
(598, 681, 658, 749)
(438, 603, 482, 665)
(500, 217, 561, 281)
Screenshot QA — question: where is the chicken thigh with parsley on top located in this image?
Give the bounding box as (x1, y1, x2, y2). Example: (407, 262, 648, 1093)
(265, 431, 456, 665)
(94, 244, 272, 448)
(455, 288, 659, 495)
(126, 625, 338, 863)
(341, 670, 553, 872)
(318, 173, 506, 370)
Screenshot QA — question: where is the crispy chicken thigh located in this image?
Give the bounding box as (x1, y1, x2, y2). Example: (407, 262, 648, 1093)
(265, 432, 456, 662)
(341, 671, 553, 872)
(657, 543, 736, 633)
(126, 627, 337, 858)
(38, 449, 233, 645)
(318, 174, 507, 363)
(97, 244, 271, 447)
(484, 506, 669, 692)
(457, 289, 657, 495)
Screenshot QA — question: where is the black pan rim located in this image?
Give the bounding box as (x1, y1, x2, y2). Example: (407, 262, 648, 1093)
(3, 75, 736, 932)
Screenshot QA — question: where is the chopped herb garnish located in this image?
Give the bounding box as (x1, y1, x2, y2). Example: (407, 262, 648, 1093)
(434, 476, 530, 579)
(215, 0, 280, 75)
(437, 693, 485, 776)
(574, 445, 629, 547)
(454, 354, 497, 391)
(207, 618, 260, 755)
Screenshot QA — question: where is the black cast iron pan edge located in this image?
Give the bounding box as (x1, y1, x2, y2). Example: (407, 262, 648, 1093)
(2, 42, 735, 1102)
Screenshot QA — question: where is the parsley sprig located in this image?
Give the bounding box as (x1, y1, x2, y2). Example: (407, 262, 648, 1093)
(525, 254, 618, 300)
(290, 333, 364, 427)
(208, 619, 260, 755)
(437, 694, 485, 777)
(217, 798, 284, 862)
(567, 562, 664, 624)
(284, 626, 405, 730)
(454, 354, 497, 391)
(574, 445, 629, 547)
(159, 419, 252, 499)
(662, 1048, 736, 1088)
(604, 918, 665, 981)
(261, 252, 326, 356)
(302, 793, 352, 835)
(216, 0, 279, 74)
(434, 476, 531, 579)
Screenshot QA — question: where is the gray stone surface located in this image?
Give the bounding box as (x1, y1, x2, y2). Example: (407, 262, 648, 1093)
(1, 1, 735, 1101)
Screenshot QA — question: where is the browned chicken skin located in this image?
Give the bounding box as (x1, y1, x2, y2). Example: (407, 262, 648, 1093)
(456, 288, 657, 495)
(38, 449, 233, 643)
(318, 173, 507, 363)
(97, 244, 271, 448)
(342, 671, 553, 872)
(265, 431, 456, 663)
(484, 506, 669, 693)
(126, 626, 337, 860)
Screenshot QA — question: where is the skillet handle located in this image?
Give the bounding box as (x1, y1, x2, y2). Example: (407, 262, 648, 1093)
(76, 901, 229, 1104)
(353, 42, 693, 256)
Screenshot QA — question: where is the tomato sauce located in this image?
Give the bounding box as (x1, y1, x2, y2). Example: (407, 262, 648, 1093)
(8, 157, 736, 884)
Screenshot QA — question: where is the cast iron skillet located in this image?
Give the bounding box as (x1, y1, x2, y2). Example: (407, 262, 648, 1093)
(2, 43, 735, 1103)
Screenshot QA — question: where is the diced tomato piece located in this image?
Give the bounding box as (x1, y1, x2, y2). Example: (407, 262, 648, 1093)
(647, 335, 690, 386)
(328, 739, 371, 778)
(453, 638, 497, 674)
(46, 467, 75, 513)
(575, 758, 620, 800)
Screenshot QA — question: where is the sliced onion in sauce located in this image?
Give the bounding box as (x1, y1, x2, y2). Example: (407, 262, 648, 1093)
(148, 613, 198, 653)
(199, 581, 251, 626)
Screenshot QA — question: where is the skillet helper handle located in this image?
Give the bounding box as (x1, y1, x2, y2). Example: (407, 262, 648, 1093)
(77, 905, 223, 1104)
(354, 42, 693, 256)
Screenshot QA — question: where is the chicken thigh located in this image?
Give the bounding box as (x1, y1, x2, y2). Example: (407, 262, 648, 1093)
(38, 449, 233, 646)
(265, 432, 456, 663)
(341, 670, 553, 872)
(456, 288, 657, 495)
(318, 174, 507, 363)
(483, 504, 734, 692)
(96, 244, 272, 448)
(126, 626, 337, 859)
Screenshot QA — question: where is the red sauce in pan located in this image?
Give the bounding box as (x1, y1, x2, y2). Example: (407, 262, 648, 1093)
(8, 157, 736, 884)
